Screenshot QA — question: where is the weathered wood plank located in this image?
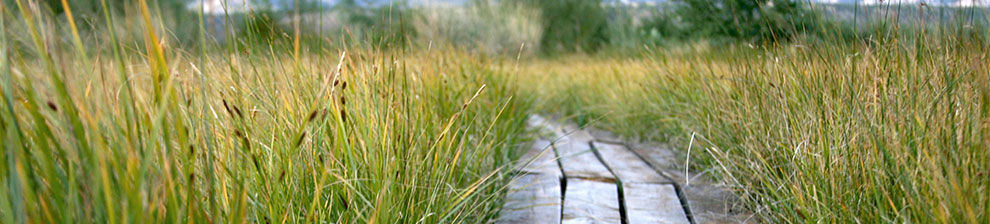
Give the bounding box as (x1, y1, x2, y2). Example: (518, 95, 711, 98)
(555, 129, 613, 179)
(628, 145, 755, 224)
(496, 173, 563, 224)
(515, 139, 562, 177)
(624, 183, 691, 224)
(527, 115, 566, 137)
(591, 142, 671, 184)
(593, 142, 689, 223)
(562, 178, 622, 224)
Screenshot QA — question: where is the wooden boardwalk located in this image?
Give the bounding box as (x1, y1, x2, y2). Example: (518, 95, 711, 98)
(497, 116, 693, 224)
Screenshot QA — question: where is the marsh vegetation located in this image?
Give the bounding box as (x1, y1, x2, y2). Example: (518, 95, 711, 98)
(1, 0, 987, 223)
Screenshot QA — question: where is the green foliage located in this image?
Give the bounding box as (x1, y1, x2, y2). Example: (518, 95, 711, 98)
(520, 0, 609, 53)
(674, 0, 822, 43)
(238, 10, 285, 43)
(634, 6, 687, 46)
(334, 0, 417, 49)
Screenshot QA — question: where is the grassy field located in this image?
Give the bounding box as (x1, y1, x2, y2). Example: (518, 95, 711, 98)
(516, 39, 989, 222)
(0, 1, 537, 222)
(2, 0, 989, 223)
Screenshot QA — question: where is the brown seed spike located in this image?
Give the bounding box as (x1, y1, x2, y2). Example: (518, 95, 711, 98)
(278, 170, 286, 182)
(341, 81, 347, 90)
(339, 109, 347, 123)
(339, 96, 346, 105)
(222, 99, 234, 118)
(46, 101, 58, 111)
(189, 173, 195, 184)
(252, 155, 261, 170)
(232, 105, 244, 119)
(307, 110, 319, 122)
(295, 132, 307, 147)
(333, 80, 339, 86)
(338, 195, 349, 210)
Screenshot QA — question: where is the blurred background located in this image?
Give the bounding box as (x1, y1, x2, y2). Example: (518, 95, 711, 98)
(7, 0, 989, 56)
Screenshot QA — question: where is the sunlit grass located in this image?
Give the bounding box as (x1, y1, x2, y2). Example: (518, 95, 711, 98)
(3, 1, 989, 223)
(0, 2, 533, 222)
(515, 38, 989, 222)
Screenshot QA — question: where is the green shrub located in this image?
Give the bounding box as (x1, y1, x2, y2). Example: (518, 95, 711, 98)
(636, 5, 687, 46)
(515, 0, 609, 53)
(674, 0, 822, 43)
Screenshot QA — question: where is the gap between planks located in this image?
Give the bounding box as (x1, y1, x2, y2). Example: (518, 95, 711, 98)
(501, 115, 695, 224)
(591, 141, 693, 224)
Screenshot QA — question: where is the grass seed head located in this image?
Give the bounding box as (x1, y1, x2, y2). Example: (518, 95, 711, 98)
(307, 110, 319, 122)
(222, 99, 234, 118)
(232, 104, 244, 119)
(295, 132, 307, 147)
(46, 101, 58, 111)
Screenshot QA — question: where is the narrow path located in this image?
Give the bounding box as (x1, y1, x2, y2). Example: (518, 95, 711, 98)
(497, 115, 751, 224)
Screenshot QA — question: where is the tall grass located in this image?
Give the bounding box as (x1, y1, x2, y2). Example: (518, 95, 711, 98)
(516, 28, 989, 222)
(0, 1, 532, 223)
(4, 0, 990, 223)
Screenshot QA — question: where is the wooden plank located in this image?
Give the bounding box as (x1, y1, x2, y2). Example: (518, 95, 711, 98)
(515, 139, 562, 177)
(593, 142, 689, 223)
(562, 178, 622, 224)
(496, 173, 562, 224)
(555, 129, 613, 179)
(591, 142, 671, 184)
(527, 115, 565, 137)
(624, 183, 691, 224)
(627, 145, 756, 224)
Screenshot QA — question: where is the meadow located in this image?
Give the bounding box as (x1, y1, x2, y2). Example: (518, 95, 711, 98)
(516, 40, 989, 222)
(2, 0, 989, 223)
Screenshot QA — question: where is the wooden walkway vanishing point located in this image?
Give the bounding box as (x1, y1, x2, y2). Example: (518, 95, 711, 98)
(496, 115, 744, 224)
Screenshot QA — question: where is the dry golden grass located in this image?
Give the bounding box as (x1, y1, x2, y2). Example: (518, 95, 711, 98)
(514, 42, 989, 222)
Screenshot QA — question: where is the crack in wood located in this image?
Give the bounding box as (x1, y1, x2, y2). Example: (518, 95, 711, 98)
(589, 141, 630, 224)
(614, 142, 697, 224)
(502, 115, 700, 224)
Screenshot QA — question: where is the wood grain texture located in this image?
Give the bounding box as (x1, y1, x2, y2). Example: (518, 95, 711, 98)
(627, 145, 755, 224)
(555, 129, 613, 179)
(515, 139, 563, 177)
(562, 178, 622, 224)
(624, 183, 691, 224)
(591, 142, 671, 184)
(496, 173, 563, 224)
(527, 115, 566, 137)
